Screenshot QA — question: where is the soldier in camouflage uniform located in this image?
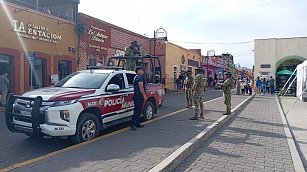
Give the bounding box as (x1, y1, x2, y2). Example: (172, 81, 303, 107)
(190, 67, 207, 120)
(222, 72, 233, 115)
(184, 70, 194, 108)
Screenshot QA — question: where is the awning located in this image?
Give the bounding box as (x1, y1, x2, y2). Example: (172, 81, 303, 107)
(276, 69, 296, 75)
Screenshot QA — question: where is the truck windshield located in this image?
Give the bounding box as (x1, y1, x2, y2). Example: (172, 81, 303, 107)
(55, 72, 109, 89)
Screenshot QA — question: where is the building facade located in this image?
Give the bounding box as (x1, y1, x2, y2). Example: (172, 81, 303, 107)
(164, 43, 201, 90)
(78, 13, 151, 70)
(201, 54, 235, 87)
(254, 37, 307, 90)
(0, 1, 78, 94)
(78, 14, 204, 90)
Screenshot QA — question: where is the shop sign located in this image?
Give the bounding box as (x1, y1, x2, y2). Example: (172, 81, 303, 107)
(86, 25, 110, 53)
(188, 59, 199, 67)
(12, 19, 62, 44)
(88, 44, 107, 52)
(87, 25, 108, 43)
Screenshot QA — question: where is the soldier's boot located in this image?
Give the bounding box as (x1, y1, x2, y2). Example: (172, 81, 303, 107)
(227, 106, 231, 114)
(200, 103, 204, 119)
(199, 113, 204, 119)
(222, 111, 229, 115)
(190, 109, 199, 120)
(189, 115, 199, 120)
(223, 107, 231, 115)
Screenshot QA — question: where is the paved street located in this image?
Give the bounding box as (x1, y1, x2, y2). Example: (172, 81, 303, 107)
(175, 96, 296, 172)
(0, 89, 222, 169)
(2, 92, 248, 172)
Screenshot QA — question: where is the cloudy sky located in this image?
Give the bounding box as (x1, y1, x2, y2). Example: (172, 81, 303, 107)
(79, 0, 307, 68)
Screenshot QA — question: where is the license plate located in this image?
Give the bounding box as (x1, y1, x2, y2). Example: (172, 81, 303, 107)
(20, 110, 32, 117)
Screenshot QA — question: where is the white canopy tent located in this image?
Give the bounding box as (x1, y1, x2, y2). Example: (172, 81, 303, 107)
(296, 60, 307, 101)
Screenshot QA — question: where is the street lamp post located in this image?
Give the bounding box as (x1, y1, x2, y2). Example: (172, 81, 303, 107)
(206, 50, 215, 78)
(153, 28, 167, 56)
(222, 53, 231, 72)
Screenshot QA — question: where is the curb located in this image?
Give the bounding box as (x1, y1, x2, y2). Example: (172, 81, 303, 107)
(149, 94, 255, 172)
(276, 96, 305, 172)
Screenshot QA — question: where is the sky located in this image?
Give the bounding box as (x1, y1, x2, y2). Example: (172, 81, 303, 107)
(79, 0, 307, 69)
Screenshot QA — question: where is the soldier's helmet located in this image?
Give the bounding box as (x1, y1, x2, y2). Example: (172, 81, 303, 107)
(224, 72, 232, 76)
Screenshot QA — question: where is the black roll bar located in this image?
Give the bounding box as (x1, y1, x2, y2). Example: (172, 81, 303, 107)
(5, 93, 43, 136)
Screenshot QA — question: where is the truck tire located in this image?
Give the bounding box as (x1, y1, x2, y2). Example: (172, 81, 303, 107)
(71, 113, 99, 144)
(143, 101, 155, 121)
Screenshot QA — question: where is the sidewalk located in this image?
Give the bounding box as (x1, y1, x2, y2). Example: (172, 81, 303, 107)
(4, 95, 249, 172)
(175, 96, 298, 172)
(280, 96, 307, 171)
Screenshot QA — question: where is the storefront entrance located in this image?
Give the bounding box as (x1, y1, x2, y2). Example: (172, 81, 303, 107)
(29, 57, 46, 89)
(0, 54, 13, 92)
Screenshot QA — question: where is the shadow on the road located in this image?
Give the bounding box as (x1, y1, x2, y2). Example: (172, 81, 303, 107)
(202, 146, 242, 158)
(237, 116, 307, 132)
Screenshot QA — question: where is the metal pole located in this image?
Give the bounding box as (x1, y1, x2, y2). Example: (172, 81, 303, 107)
(206, 51, 208, 78)
(153, 30, 156, 56)
(278, 68, 297, 96)
(36, 0, 38, 10)
(30, 63, 33, 89)
(283, 75, 297, 98)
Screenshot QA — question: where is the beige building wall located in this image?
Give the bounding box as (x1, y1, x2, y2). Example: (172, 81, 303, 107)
(254, 37, 307, 79)
(0, 3, 78, 58)
(164, 42, 201, 90)
(0, 2, 78, 93)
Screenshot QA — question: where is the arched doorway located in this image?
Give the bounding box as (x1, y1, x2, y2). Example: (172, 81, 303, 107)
(276, 55, 306, 94)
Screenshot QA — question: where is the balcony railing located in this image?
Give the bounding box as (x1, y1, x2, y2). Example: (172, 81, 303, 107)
(4, 0, 78, 22)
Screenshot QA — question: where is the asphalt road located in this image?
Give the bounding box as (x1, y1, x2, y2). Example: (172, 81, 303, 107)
(0, 89, 222, 169)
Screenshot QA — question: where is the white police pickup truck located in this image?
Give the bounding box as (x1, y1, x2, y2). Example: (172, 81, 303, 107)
(5, 69, 164, 144)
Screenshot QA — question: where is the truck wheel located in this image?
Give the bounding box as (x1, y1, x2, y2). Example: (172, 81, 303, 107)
(143, 101, 155, 121)
(71, 113, 99, 144)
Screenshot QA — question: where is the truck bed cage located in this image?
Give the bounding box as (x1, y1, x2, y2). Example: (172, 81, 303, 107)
(107, 55, 162, 84)
(86, 65, 123, 70)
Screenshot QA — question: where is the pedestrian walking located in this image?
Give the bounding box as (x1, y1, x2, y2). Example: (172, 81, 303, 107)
(184, 70, 194, 108)
(245, 80, 249, 95)
(236, 79, 240, 95)
(248, 84, 252, 95)
(190, 67, 207, 120)
(0, 71, 9, 107)
(179, 73, 184, 89)
(269, 76, 275, 95)
(240, 81, 245, 95)
(130, 66, 147, 131)
(222, 72, 232, 115)
(266, 80, 270, 94)
(255, 77, 262, 95)
(176, 77, 181, 91)
(262, 78, 267, 95)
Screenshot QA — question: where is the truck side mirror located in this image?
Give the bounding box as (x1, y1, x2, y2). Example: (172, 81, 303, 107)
(106, 84, 120, 92)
